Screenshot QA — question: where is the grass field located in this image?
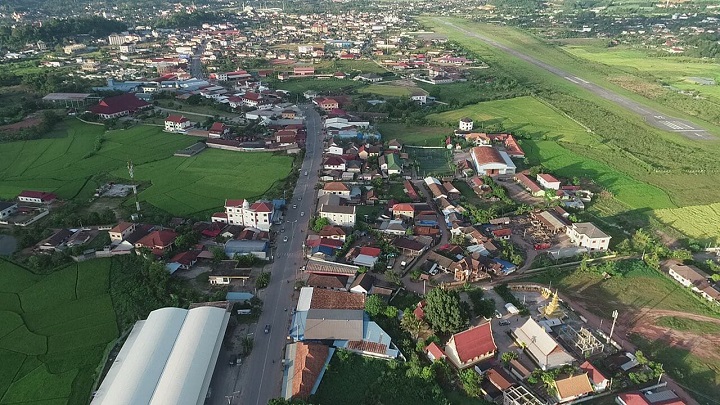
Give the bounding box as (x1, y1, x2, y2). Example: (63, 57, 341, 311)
(0, 258, 118, 405)
(406, 147, 453, 177)
(358, 84, 413, 97)
(377, 122, 451, 145)
(426, 96, 591, 142)
(272, 78, 367, 94)
(525, 260, 720, 403)
(561, 43, 720, 101)
(0, 120, 293, 217)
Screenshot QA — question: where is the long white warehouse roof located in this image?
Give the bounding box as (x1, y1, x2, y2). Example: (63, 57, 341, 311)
(92, 306, 230, 405)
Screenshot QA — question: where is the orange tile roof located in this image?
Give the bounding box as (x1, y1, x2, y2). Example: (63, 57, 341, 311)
(309, 288, 365, 310)
(292, 342, 329, 399)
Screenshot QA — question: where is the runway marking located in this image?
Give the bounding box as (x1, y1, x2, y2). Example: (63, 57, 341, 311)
(565, 76, 579, 84)
(574, 77, 589, 84)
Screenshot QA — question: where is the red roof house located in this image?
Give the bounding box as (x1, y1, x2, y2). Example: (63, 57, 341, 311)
(580, 361, 609, 391)
(134, 229, 178, 255)
(209, 122, 228, 137)
(90, 93, 150, 119)
(445, 322, 497, 369)
(426, 342, 446, 362)
(18, 190, 57, 204)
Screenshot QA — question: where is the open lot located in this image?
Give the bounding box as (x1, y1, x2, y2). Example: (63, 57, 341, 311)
(272, 78, 367, 94)
(377, 122, 450, 146)
(358, 84, 413, 97)
(0, 258, 118, 405)
(526, 260, 720, 403)
(0, 120, 293, 217)
(406, 147, 453, 177)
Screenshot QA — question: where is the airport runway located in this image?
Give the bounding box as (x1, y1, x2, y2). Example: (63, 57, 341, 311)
(435, 19, 715, 140)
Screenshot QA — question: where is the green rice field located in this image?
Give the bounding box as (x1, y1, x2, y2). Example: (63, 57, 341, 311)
(655, 203, 720, 244)
(0, 120, 293, 216)
(0, 259, 118, 405)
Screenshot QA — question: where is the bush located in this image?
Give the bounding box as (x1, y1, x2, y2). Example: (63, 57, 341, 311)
(256, 272, 270, 289)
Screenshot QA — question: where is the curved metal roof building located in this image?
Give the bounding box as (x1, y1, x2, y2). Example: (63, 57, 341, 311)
(91, 306, 230, 405)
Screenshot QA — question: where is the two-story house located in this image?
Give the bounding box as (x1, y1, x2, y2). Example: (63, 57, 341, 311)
(164, 115, 192, 133)
(224, 199, 275, 231)
(566, 222, 611, 251)
(109, 222, 136, 243)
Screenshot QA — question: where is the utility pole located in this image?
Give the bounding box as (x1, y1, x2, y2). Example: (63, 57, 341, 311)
(607, 310, 619, 344)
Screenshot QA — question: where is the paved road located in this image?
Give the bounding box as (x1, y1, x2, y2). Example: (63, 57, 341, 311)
(229, 105, 323, 405)
(434, 19, 714, 140)
(191, 43, 206, 79)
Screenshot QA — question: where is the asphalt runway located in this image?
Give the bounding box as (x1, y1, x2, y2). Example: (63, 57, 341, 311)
(436, 19, 715, 140)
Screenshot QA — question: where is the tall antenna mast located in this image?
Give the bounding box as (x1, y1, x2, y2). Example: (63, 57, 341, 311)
(128, 161, 141, 215)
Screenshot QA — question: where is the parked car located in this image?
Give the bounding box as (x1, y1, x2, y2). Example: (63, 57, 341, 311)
(494, 310, 502, 319)
(264, 324, 271, 334)
(292, 204, 297, 209)
(499, 320, 511, 326)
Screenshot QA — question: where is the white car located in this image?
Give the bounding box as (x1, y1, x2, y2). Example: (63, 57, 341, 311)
(300, 212, 305, 217)
(283, 236, 289, 242)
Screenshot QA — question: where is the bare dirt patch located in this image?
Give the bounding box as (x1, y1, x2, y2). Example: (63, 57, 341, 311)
(0, 114, 41, 133)
(625, 309, 720, 362)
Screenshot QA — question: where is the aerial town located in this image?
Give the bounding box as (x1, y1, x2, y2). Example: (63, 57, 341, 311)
(0, 1, 719, 405)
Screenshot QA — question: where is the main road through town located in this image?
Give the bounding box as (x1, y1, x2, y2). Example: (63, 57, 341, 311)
(433, 18, 714, 140)
(232, 105, 323, 405)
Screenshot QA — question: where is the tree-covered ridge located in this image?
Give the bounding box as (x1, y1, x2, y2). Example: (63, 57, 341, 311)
(0, 16, 126, 50)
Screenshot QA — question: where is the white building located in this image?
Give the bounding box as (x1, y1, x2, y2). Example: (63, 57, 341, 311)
(318, 204, 356, 227)
(223, 199, 274, 231)
(164, 115, 192, 133)
(470, 146, 516, 176)
(537, 173, 561, 190)
(91, 306, 230, 405)
(459, 117, 473, 131)
(566, 222, 611, 251)
(0, 201, 18, 220)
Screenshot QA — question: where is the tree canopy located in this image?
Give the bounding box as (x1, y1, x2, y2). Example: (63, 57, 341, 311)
(424, 287, 468, 334)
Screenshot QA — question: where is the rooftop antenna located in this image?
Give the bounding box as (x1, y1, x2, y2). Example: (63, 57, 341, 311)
(128, 161, 141, 215)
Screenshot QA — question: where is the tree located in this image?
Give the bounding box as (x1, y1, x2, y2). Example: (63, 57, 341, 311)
(365, 294, 387, 317)
(459, 369, 483, 398)
(210, 246, 226, 263)
(424, 287, 468, 333)
(400, 311, 424, 340)
(501, 351, 518, 365)
(311, 216, 330, 232)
